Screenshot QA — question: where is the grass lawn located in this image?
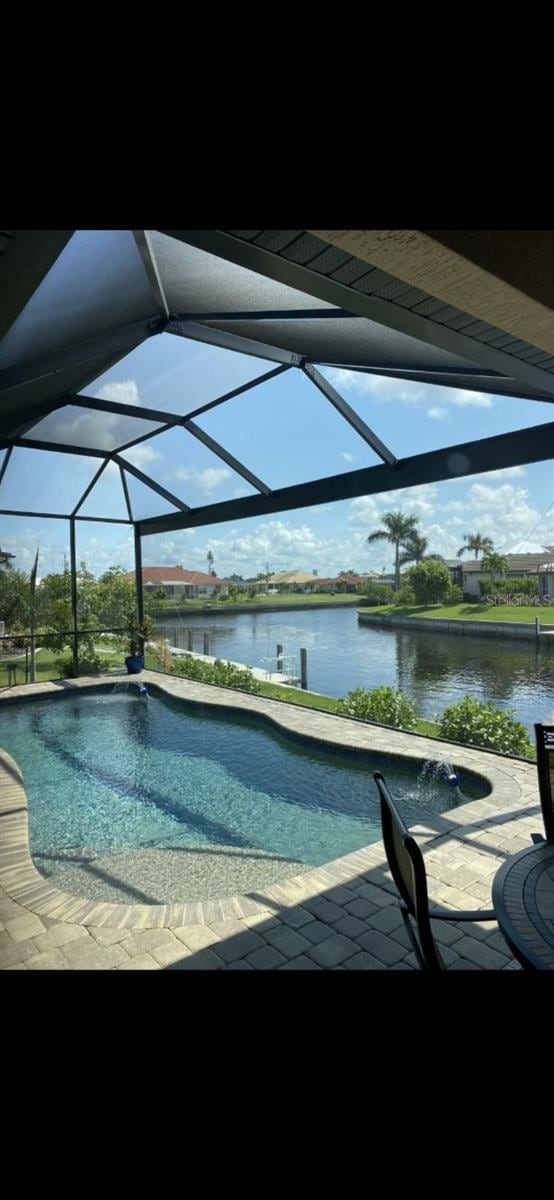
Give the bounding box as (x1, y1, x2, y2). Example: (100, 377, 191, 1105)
(358, 602, 553, 623)
(0, 644, 125, 687)
(151, 593, 363, 612)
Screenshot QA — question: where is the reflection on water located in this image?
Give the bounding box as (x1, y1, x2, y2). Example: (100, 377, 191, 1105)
(155, 608, 554, 733)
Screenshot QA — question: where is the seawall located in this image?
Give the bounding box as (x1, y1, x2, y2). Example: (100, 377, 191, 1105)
(357, 610, 554, 644)
(152, 599, 362, 618)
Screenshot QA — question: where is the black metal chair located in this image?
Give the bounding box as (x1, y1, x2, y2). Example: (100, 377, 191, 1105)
(374, 771, 496, 971)
(533, 725, 554, 843)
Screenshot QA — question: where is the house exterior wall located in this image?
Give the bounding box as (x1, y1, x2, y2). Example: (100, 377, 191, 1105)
(462, 569, 540, 598)
(462, 571, 484, 597)
(144, 581, 226, 599)
(539, 572, 554, 599)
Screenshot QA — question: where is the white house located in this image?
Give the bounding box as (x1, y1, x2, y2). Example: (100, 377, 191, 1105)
(458, 551, 554, 598)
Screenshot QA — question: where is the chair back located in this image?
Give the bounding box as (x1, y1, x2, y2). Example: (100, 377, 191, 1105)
(534, 725, 554, 841)
(374, 771, 445, 970)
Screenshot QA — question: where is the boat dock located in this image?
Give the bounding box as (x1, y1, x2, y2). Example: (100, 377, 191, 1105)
(162, 644, 301, 687)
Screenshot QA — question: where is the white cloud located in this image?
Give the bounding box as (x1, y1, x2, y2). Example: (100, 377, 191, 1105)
(375, 484, 438, 515)
(448, 390, 493, 409)
(123, 444, 162, 470)
(348, 496, 382, 528)
(96, 380, 141, 408)
(442, 499, 466, 512)
(327, 369, 425, 407)
(444, 465, 527, 485)
(428, 407, 447, 420)
(340, 451, 355, 462)
(174, 466, 231, 493)
(154, 519, 379, 578)
(324, 368, 494, 413)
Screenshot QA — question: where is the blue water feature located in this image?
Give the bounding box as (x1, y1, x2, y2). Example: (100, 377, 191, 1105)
(0, 691, 487, 877)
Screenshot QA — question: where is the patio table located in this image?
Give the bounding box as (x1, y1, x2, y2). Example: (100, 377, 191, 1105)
(492, 841, 554, 970)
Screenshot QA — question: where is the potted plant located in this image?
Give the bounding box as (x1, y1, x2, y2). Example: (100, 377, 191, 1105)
(124, 610, 154, 674)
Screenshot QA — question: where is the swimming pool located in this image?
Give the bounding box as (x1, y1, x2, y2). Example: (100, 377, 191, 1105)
(0, 687, 489, 903)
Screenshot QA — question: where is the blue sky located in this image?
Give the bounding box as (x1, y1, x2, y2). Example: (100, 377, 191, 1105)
(1, 334, 553, 579)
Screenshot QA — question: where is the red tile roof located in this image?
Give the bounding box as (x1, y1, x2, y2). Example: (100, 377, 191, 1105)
(124, 567, 227, 586)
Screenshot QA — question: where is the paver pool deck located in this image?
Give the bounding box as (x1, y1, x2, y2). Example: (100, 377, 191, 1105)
(0, 670, 542, 971)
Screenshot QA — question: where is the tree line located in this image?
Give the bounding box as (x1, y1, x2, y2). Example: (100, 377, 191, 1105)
(366, 511, 511, 603)
(0, 564, 159, 637)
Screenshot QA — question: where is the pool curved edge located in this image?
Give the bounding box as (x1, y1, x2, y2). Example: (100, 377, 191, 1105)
(0, 671, 538, 931)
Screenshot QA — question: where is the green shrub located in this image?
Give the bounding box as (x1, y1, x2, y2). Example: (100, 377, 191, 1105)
(408, 559, 453, 605)
(438, 696, 533, 757)
(478, 577, 539, 598)
(361, 581, 394, 606)
(170, 655, 261, 693)
(393, 584, 416, 606)
(337, 686, 418, 729)
(445, 584, 464, 604)
(55, 651, 104, 678)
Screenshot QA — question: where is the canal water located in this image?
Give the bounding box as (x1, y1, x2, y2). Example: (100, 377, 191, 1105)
(155, 607, 554, 734)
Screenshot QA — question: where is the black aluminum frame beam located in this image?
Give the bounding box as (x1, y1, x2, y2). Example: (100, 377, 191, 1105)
(302, 362, 396, 466)
(161, 231, 554, 403)
(69, 517, 79, 676)
(134, 526, 144, 626)
(83, 364, 293, 459)
(320, 362, 505, 378)
(0, 510, 132, 524)
(317, 362, 554, 405)
(112, 453, 190, 513)
(72, 459, 109, 516)
(0, 316, 165, 397)
(137, 420, 554, 537)
(0, 446, 12, 488)
(119, 465, 133, 521)
(73, 362, 292, 434)
(175, 308, 353, 322)
(8, 438, 109, 458)
(166, 317, 303, 366)
(184, 420, 271, 495)
(184, 362, 292, 423)
(132, 231, 170, 319)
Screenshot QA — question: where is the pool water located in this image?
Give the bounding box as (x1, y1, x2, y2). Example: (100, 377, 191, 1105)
(0, 689, 487, 903)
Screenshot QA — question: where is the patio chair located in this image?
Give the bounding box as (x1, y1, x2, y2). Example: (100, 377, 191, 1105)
(532, 725, 554, 843)
(373, 772, 496, 971)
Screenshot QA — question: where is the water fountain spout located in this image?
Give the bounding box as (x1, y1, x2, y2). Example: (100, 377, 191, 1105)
(420, 759, 465, 802)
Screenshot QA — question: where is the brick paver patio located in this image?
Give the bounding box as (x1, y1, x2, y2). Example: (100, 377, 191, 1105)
(0, 671, 541, 971)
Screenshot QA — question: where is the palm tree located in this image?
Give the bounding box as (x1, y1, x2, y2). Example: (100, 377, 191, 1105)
(367, 511, 419, 590)
(399, 532, 428, 567)
(457, 533, 494, 559)
(481, 552, 509, 592)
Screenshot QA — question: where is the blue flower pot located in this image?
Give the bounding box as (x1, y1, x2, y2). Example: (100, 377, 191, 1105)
(125, 655, 144, 675)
